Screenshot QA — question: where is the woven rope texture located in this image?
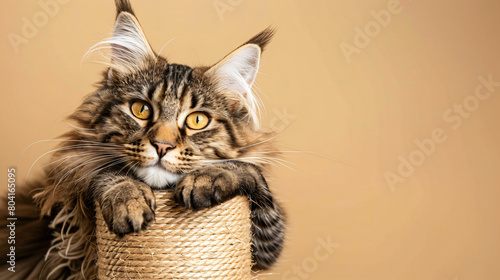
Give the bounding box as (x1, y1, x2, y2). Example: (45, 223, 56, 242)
(95, 191, 253, 279)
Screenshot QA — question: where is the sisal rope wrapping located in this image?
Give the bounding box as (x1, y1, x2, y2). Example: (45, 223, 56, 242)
(95, 190, 253, 279)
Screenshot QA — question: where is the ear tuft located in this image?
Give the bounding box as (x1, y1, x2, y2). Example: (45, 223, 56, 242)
(242, 27, 275, 52)
(115, 0, 135, 17)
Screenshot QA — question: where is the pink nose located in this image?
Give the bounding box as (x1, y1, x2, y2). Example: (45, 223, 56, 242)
(151, 140, 175, 158)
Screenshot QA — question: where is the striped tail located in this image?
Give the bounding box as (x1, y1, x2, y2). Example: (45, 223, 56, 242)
(249, 178, 286, 269)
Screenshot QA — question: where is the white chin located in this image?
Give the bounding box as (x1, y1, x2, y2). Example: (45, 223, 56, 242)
(135, 165, 183, 189)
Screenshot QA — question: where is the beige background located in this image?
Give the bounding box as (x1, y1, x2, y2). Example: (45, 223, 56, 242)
(1, 0, 500, 279)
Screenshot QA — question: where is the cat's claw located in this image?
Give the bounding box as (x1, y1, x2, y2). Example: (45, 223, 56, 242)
(173, 168, 240, 210)
(100, 181, 156, 236)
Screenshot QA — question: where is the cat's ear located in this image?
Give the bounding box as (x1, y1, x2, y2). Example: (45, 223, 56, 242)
(205, 44, 260, 97)
(106, 1, 155, 80)
(204, 28, 275, 129)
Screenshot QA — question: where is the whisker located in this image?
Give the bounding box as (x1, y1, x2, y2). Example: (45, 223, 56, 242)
(20, 138, 124, 167)
(47, 153, 123, 180)
(22, 139, 123, 157)
(198, 156, 297, 171)
(65, 121, 96, 131)
(25, 144, 125, 182)
(43, 150, 117, 169)
(122, 161, 140, 179)
(45, 153, 105, 177)
(276, 144, 353, 166)
(54, 155, 122, 190)
(117, 160, 133, 174)
(238, 136, 277, 150)
(51, 155, 126, 199)
(74, 157, 129, 185)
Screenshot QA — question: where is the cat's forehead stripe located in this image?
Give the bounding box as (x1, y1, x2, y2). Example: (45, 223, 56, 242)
(161, 64, 193, 101)
(176, 69, 193, 99)
(148, 81, 165, 102)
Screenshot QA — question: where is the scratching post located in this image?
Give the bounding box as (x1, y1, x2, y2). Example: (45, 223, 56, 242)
(95, 190, 253, 279)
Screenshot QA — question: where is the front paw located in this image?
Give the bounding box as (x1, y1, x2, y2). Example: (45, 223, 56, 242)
(100, 181, 156, 236)
(174, 168, 240, 210)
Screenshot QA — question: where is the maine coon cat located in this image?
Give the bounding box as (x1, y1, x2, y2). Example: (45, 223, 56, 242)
(0, 1, 285, 279)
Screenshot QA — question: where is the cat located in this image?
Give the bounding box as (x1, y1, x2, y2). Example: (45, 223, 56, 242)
(0, 0, 285, 279)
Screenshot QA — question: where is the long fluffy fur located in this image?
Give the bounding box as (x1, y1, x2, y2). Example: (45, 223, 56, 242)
(0, 1, 284, 279)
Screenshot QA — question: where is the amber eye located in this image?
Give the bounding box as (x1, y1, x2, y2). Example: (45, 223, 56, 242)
(185, 112, 210, 130)
(130, 101, 152, 120)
